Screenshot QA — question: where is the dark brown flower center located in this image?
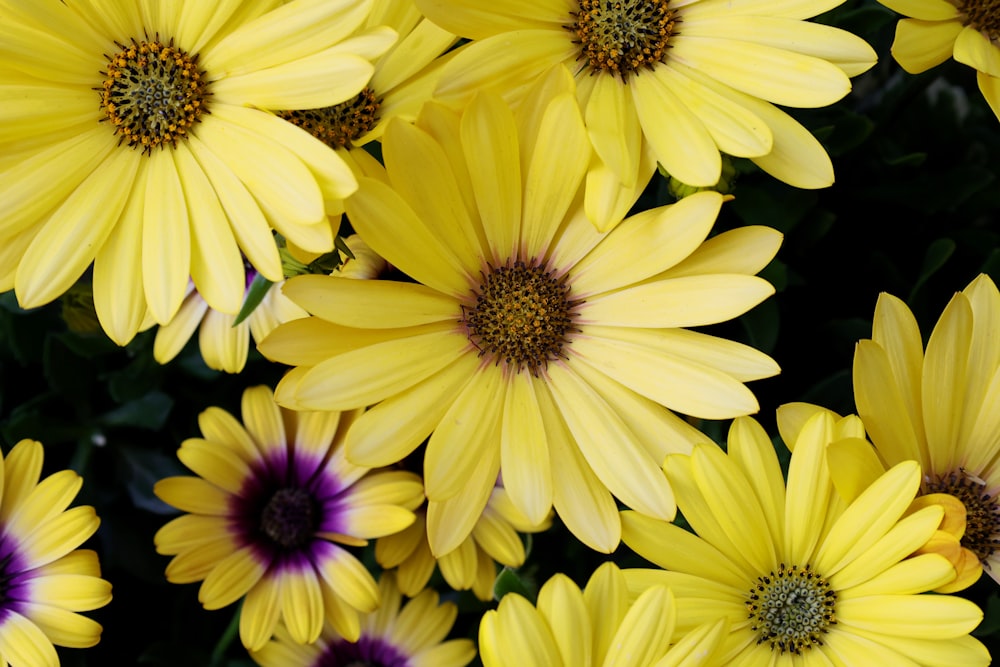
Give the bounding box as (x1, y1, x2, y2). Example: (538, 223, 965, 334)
(260, 487, 317, 549)
(958, 0, 1000, 40)
(99, 38, 208, 152)
(925, 470, 1000, 564)
(277, 87, 382, 149)
(747, 563, 837, 655)
(566, 0, 677, 80)
(462, 261, 578, 374)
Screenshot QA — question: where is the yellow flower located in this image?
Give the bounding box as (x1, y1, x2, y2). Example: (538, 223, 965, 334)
(479, 561, 727, 667)
(375, 485, 551, 601)
(0, 439, 111, 664)
(0, 0, 394, 345)
(413, 0, 877, 228)
(879, 0, 1000, 119)
(260, 67, 781, 556)
(621, 413, 990, 664)
(250, 572, 475, 667)
(153, 386, 424, 651)
(853, 273, 1000, 585)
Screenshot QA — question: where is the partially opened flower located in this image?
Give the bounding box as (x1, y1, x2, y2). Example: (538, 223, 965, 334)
(878, 0, 1000, 119)
(0, 439, 111, 665)
(0, 0, 394, 345)
(621, 413, 990, 664)
(153, 271, 308, 374)
(153, 234, 385, 373)
(479, 561, 727, 667)
(153, 386, 424, 651)
(414, 0, 877, 228)
(853, 273, 1000, 585)
(376, 485, 551, 601)
(260, 67, 781, 555)
(250, 572, 475, 667)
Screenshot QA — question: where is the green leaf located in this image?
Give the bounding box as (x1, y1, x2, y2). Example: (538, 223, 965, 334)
(908, 238, 956, 302)
(99, 391, 174, 430)
(493, 566, 535, 603)
(233, 274, 273, 326)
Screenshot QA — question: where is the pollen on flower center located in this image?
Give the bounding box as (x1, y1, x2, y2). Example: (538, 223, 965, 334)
(566, 0, 678, 79)
(260, 487, 317, 549)
(99, 37, 208, 152)
(462, 261, 578, 374)
(925, 470, 1000, 564)
(277, 87, 382, 149)
(958, 0, 1000, 40)
(746, 563, 837, 655)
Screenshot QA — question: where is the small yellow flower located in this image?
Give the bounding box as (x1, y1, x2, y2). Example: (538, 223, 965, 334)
(250, 573, 475, 667)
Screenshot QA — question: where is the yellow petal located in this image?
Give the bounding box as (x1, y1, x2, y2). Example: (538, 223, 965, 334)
(891, 19, 963, 74)
(142, 149, 190, 324)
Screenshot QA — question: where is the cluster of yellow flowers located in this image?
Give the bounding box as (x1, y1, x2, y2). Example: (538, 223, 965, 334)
(0, 0, 998, 664)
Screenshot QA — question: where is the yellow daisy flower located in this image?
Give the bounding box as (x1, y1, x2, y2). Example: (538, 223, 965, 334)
(0, 0, 394, 345)
(259, 67, 781, 555)
(153, 386, 425, 651)
(413, 0, 877, 228)
(0, 439, 111, 665)
(621, 413, 991, 664)
(479, 561, 727, 666)
(879, 0, 1000, 119)
(277, 0, 459, 150)
(853, 273, 1000, 585)
(376, 485, 551, 601)
(250, 572, 475, 667)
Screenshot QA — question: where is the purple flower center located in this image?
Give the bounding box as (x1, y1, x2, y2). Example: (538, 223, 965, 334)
(315, 636, 410, 667)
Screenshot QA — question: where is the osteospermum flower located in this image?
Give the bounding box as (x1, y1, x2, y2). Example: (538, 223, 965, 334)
(0, 0, 395, 345)
(376, 485, 551, 601)
(621, 413, 991, 664)
(259, 67, 781, 555)
(250, 572, 475, 667)
(276, 0, 459, 150)
(153, 386, 425, 651)
(413, 0, 877, 228)
(853, 274, 1000, 584)
(0, 439, 111, 665)
(878, 0, 1000, 119)
(480, 561, 727, 666)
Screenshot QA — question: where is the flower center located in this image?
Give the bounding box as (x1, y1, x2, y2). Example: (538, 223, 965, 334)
(746, 563, 837, 655)
(462, 261, 578, 374)
(566, 0, 677, 79)
(99, 38, 208, 152)
(925, 470, 1000, 564)
(277, 87, 382, 149)
(260, 487, 317, 550)
(958, 0, 1000, 40)
(318, 638, 407, 667)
